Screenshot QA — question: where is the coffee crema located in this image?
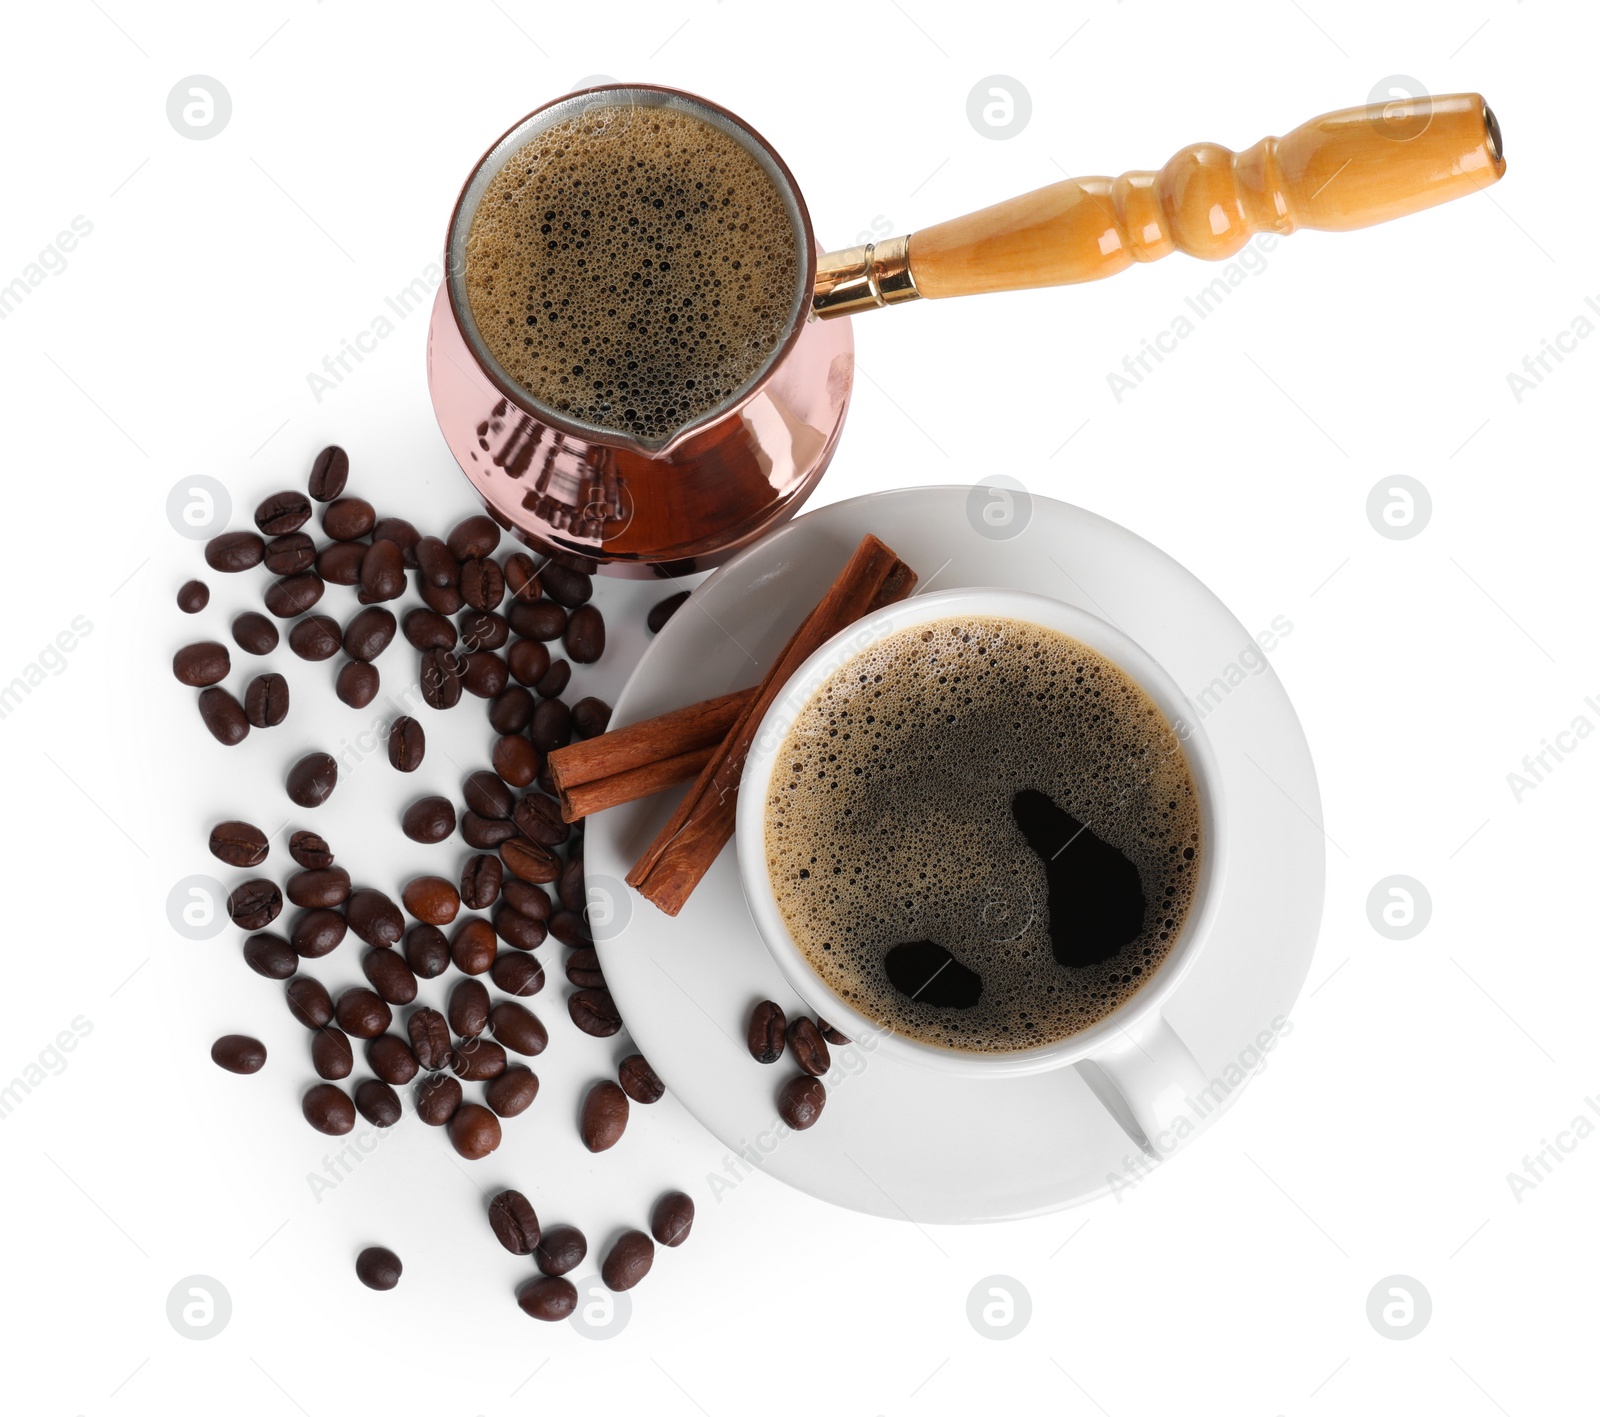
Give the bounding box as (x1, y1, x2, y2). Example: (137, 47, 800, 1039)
(765, 616, 1202, 1053)
(462, 103, 801, 445)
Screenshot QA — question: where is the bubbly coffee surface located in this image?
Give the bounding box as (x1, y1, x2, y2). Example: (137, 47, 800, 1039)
(463, 103, 801, 445)
(765, 617, 1203, 1053)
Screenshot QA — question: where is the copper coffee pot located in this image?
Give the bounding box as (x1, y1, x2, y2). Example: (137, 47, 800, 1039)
(426, 85, 1504, 574)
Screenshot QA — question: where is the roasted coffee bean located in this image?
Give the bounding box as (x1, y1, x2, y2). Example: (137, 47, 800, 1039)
(817, 1019, 850, 1045)
(346, 888, 404, 948)
(355, 1078, 402, 1128)
(506, 637, 551, 686)
(447, 978, 491, 1038)
(286, 752, 338, 808)
(503, 552, 541, 603)
(243, 932, 297, 979)
(488, 1189, 540, 1255)
(460, 855, 502, 911)
(565, 948, 604, 989)
(513, 793, 568, 847)
(517, 1276, 576, 1321)
(490, 951, 544, 997)
(286, 866, 351, 909)
(288, 830, 333, 869)
(535, 1224, 587, 1277)
(288, 614, 342, 661)
(228, 879, 281, 930)
(533, 658, 570, 699)
(787, 1017, 831, 1077)
(419, 648, 464, 709)
(173, 641, 229, 687)
(568, 988, 621, 1038)
(344, 606, 397, 662)
(407, 1007, 452, 1070)
(317, 541, 366, 585)
(264, 532, 317, 575)
(371, 516, 420, 565)
(177, 579, 209, 614)
(494, 906, 547, 952)
(388, 715, 424, 772)
(501, 838, 560, 885)
(209, 820, 268, 868)
(401, 608, 455, 652)
(307, 444, 349, 502)
(355, 1246, 402, 1291)
(244, 673, 289, 728)
(211, 1034, 266, 1074)
(618, 1054, 664, 1105)
(358, 537, 406, 603)
(311, 1026, 354, 1080)
(507, 598, 566, 641)
(231, 612, 279, 656)
(489, 686, 535, 734)
(367, 1034, 419, 1086)
(404, 924, 450, 978)
(464, 770, 514, 820)
(447, 515, 500, 560)
(335, 987, 392, 1039)
(777, 1074, 826, 1130)
(255, 489, 312, 535)
(322, 495, 375, 541)
(363, 946, 418, 1006)
(461, 812, 517, 849)
(458, 610, 509, 651)
(287, 976, 334, 1029)
(558, 856, 585, 912)
(549, 910, 592, 949)
(402, 875, 460, 926)
(291, 908, 346, 958)
(451, 919, 497, 975)
(451, 1037, 507, 1081)
(601, 1231, 653, 1292)
(458, 556, 505, 611)
(415, 535, 457, 588)
(485, 1065, 540, 1117)
(401, 795, 455, 844)
(489, 1001, 548, 1056)
(651, 1191, 694, 1247)
(571, 696, 613, 739)
(462, 650, 509, 699)
(580, 1080, 628, 1152)
(647, 590, 690, 633)
(263, 571, 324, 619)
(420, 577, 464, 619)
(541, 563, 592, 608)
(529, 698, 573, 752)
(502, 879, 552, 921)
(205, 531, 264, 573)
(449, 1102, 502, 1159)
(747, 1001, 786, 1064)
(564, 605, 605, 664)
(302, 1083, 356, 1135)
(491, 735, 540, 788)
(335, 660, 379, 709)
(415, 1073, 462, 1126)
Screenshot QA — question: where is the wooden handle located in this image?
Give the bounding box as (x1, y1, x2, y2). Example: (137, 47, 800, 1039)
(907, 94, 1504, 299)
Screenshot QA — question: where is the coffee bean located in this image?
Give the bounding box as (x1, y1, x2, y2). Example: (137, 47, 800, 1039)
(287, 976, 334, 1028)
(209, 820, 268, 868)
(777, 1074, 826, 1130)
(564, 605, 605, 664)
(549, 910, 592, 949)
(491, 735, 540, 788)
(264, 532, 317, 575)
(243, 932, 297, 980)
(311, 1026, 353, 1080)
(447, 978, 491, 1037)
(346, 888, 404, 948)
(506, 638, 551, 687)
(402, 875, 460, 926)
(451, 919, 497, 975)
(359, 537, 406, 602)
(288, 614, 342, 661)
(580, 1080, 628, 1152)
(231, 612, 279, 656)
(286, 752, 338, 808)
(286, 867, 351, 909)
(507, 599, 566, 641)
(451, 1037, 506, 1081)
(399, 611, 451, 655)
(534, 658, 570, 699)
(371, 516, 420, 565)
(449, 1103, 502, 1159)
(362, 946, 418, 1006)
(177, 579, 209, 614)
(488, 1189, 540, 1254)
(335, 660, 379, 708)
(404, 924, 450, 979)
(565, 948, 604, 989)
(489, 686, 535, 734)
(335, 987, 392, 1039)
(558, 856, 585, 912)
(303, 1083, 356, 1135)
(541, 563, 592, 608)
(317, 541, 366, 585)
(647, 591, 689, 633)
(355, 1078, 402, 1128)
(415, 1073, 462, 1126)
(211, 1034, 266, 1074)
(485, 1065, 540, 1117)
(288, 831, 333, 869)
(417, 571, 462, 612)
(571, 696, 613, 739)
(367, 1034, 419, 1085)
(459, 610, 509, 651)
(173, 641, 229, 687)
(388, 715, 425, 772)
(464, 769, 514, 820)
(205, 531, 264, 573)
(447, 515, 500, 560)
(517, 1276, 576, 1321)
(355, 1245, 401, 1290)
(601, 1230, 653, 1292)
(458, 556, 505, 611)
(650, 1191, 694, 1247)
(461, 812, 517, 849)
(407, 1007, 452, 1071)
(529, 698, 573, 752)
(513, 793, 568, 847)
(462, 650, 509, 699)
(419, 648, 464, 709)
(568, 988, 621, 1038)
(489, 1001, 547, 1056)
(817, 1018, 850, 1045)
(291, 908, 346, 958)
(499, 835, 558, 885)
(245, 673, 290, 728)
(503, 553, 541, 602)
(494, 906, 547, 952)
(228, 879, 281, 930)
(490, 951, 544, 997)
(263, 571, 325, 619)
(401, 796, 455, 844)
(322, 496, 375, 541)
(459, 855, 502, 912)
(308, 445, 349, 502)
(618, 1054, 664, 1105)
(535, 1223, 587, 1277)
(344, 606, 397, 662)
(414, 535, 456, 587)
(502, 879, 552, 921)
(747, 1001, 786, 1064)
(787, 1017, 831, 1077)
(255, 489, 312, 535)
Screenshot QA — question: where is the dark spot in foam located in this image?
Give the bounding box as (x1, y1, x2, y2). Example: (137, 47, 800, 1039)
(884, 941, 983, 1009)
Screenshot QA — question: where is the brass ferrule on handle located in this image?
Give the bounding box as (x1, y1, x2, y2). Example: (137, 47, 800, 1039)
(812, 235, 920, 319)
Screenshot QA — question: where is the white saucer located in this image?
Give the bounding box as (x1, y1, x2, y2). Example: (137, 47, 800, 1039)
(588, 488, 1324, 1222)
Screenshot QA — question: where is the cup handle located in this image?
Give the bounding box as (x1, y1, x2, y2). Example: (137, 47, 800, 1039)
(1074, 1013, 1213, 1158)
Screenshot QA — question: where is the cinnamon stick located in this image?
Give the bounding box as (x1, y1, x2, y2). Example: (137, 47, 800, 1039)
(627, 534, 918, 916)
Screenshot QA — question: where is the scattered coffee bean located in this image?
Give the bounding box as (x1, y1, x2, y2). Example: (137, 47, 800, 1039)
(787, 1017, 831, 1077)
(580, 1080, 628, 1152)
(307, 444, 349, 502)
(288, 831, 333, 869)
(461, 812, 517, 849)
(451, 919, 497, 975)
(263, 571, 325, 619)
(529, 697, 573, 752)
(558, 856, 585, 912)
(601, 1230, 653, 1292)
(459, 855, 503, 911)
(459, 610, 509, 651)
(401, 795, 455, 844)
(747, 1001, 787, 1064)
(355, 1078, 402, 1128)
(618, 1054, 664, 1105)
(452, 1037, 507, 1081)
(288, 614, 342, 661)
(359, 537, 407, 603)
(372, 516, 420, 564)
(495, 906, 547, 952)
(485, 1065, 540, 1117)
(415, 1073, 463, 1126)
(507, 599, 566, 641)
(291, 908, 346, 958)
(264, 532, 317, 575)
(243, 933, 297, 980)
(419, 648, 464, 709)
(205, 531, 264, 573)
(647, 590, 690, 633)
(198, 687, 249, 745)
(817, 1019, 850, 1045)
(517, 1276, 576, 1321)
(231, 612, 279, 656)
(571, 696, 613, 739)
(404, 924, 450, 979)
(335, 987, 392, 1039)
(322, 496, 376, 541)
(286, 751, 338, 808)
(447, 515, 500, 560)
(777, 1075, 826, 1130)
(489, 1001, 547, 1056)
(565, 948, 604, 989)
(541, 563, 592, 608)
(408, 1007, 452, 1071)
(402, 875, 460, 926)
(489, 686, 535, 734)
(415, 535, 457, 588)
(449, 1102, 502, 1159)
(303, 1083, 356, 1135)
(503, 552, 541, 602)
(488, 1190, 541, 1254)
(462, 650, 509, 698)
(502, 879, 552, 921)
(344, 606, 397, 662)
(650, 1191, 694, 1247)
(335, 660, 379, 708)
(464, 769, 514, 820)
(211, 1034, 266, 1074)
(346, 888, 404, 947)
(506, 637, 551, 686)
(491, 735, 540, 788)
(534, 658, 570, 699)
(367, 1034, 419, 1086)
(535, 1224, 587, 1277)
(402, 608, 455, 652)
(490, 951, 544, 997)
(513, 793, 568, 848)
(447, 978, 491, 1038)
(564, 605, 605, 664)
(388, 715, 425, 772)
(459, 556, 505, 611)
(419, 575, 463, 614)
(285, 866, 351, 910)
(287, 976, 334, 1029)
(209, 820, 268, 868)
(245, 672, 290, 727)
(501, 837, 560, 885)
(363, 947, 418, 1006)
(549, 910, 592, 949)
(228, 879, 282, 931)
(173, 641, 229, 687)
(255, 489, 312, 536)
(177, 579, 210, 614)
(354, 1245, 401, 1291)
(568, 988, 621, 1038)
(317, 541, 366, 585)
(311, 1026, 354, 1080)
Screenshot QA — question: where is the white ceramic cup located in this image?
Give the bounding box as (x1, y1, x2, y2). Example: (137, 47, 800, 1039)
(736, 587, 1228, 1155)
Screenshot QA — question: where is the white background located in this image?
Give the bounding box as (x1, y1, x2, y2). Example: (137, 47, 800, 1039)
(2, 1, 1594, 1412)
